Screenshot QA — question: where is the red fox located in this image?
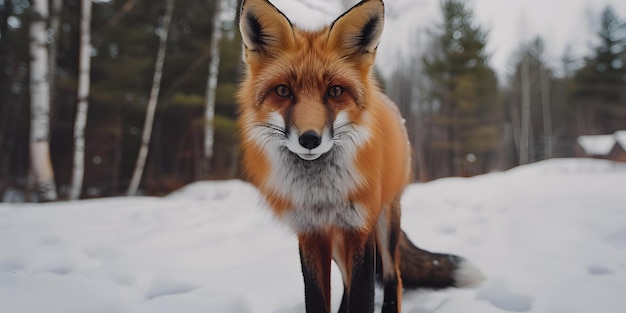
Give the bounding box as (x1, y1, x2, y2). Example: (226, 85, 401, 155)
(236, 0, 484, 312)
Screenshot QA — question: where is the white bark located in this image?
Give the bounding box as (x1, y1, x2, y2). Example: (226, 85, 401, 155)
(519, 56, 531, 165)
(29, 0, 58, 201)
(127, 0, 175, 196)
(509, 97, 521, 161)
(69, 0, 93, 200)
(540, 67, 553, 159)
(204, 0, 223, 163)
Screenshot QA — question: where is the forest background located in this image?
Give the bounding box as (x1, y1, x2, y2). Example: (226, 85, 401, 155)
(0, 0, 625, 201)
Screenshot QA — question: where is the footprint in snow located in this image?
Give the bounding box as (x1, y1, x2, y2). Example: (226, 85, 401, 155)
(47, 266, 72, 275)
(274, 302, 305, 313)
(145, 277, 196, 300)
(587, 264, 612, 276)
(438, 225, 457, 234)
(0, 259, 22, 273)
(605, 229, 626, 249)
(475, 280, 534, 312)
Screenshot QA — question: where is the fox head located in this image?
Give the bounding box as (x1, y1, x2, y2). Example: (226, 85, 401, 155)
(237, 0, 385, 162)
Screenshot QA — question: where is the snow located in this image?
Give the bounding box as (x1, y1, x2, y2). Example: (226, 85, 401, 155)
(577, 135, 616, 155)
(1, 158, 626, 312)
(614, 131, 626, 150)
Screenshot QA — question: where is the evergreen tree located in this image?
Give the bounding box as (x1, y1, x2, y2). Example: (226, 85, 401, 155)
(569, 5, 626, 135)
(422, 0, 500, 177)
(0, 0, 31, 196)
(0, 0, 244, 199)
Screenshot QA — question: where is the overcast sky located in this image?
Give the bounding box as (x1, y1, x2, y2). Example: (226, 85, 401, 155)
(270, 0, 626, 80)
(470, 0, 626, 78)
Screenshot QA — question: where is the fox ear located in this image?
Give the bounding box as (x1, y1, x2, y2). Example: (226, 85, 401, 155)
(328, 0, 384, 57)
(239, 0, 294, 59)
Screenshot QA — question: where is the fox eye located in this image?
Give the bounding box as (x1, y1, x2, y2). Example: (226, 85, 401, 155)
(275, 85, 292, 98)
(327, 85, 343, 98)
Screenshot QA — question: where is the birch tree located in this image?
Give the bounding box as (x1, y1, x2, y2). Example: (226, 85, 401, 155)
(540, 67, 553, 159)
(507, 37, 556, 165)
(202, 0, 223, 177)
(519, 55, 530, 165)
(29, 0, 58, 201)
(202, 0, 237, 177)
(127, 0, 175, 196)
(69, 0, 93, 200)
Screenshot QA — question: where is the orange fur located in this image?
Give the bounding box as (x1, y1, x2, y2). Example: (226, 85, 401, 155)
(237, 0, 413, 311)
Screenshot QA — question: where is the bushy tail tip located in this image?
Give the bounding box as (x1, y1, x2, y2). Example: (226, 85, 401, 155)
(452, 257, 485, 288)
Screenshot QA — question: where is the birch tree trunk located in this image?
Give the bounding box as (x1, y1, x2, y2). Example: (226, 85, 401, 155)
(29, 0, 58, 201)
(127, 0, 175, 196)
(519, 56, 531, 165)
(509, 97, 521, 163)
(540, 67, 553, 159)
(69, 0, 93, 200)
(202, 0, 223, 177)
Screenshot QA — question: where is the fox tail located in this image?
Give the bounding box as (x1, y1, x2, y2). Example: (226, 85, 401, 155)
(393, 230, 485, 289)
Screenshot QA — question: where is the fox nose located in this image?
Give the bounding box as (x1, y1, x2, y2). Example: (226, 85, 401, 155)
(299, 131, 322, 150)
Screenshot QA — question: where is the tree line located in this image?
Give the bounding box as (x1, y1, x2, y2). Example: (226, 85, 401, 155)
(1, 0, 240, 201)
(0, 0, 625, 201)
(387, 0, 626, 181)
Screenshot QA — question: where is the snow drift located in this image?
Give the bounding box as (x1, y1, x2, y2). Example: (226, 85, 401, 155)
(1, 158, 625, 312)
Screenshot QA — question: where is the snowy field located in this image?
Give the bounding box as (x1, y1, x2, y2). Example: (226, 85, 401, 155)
(1, 158, 626, 313)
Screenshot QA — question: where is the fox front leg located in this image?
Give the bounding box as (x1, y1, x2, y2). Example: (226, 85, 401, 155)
(299, 233, 332, 313)
(336, 232, 376, 313)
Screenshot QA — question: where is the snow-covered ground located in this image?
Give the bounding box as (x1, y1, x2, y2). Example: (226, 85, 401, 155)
(1, 158, 625, 313)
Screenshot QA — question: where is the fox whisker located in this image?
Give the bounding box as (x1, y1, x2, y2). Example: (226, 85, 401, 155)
(333, 123, 358, 145)
(258, 123, 287, 136)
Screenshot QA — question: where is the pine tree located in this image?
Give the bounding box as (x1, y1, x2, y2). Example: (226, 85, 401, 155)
(0, 0, 246, 198)
(570, 6, 626, 135)
(422, 0, 499, 177)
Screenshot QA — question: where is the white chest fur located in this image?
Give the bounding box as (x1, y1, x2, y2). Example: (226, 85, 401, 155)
(253, 111, 373, 233)
(267, 148, 367, 232)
